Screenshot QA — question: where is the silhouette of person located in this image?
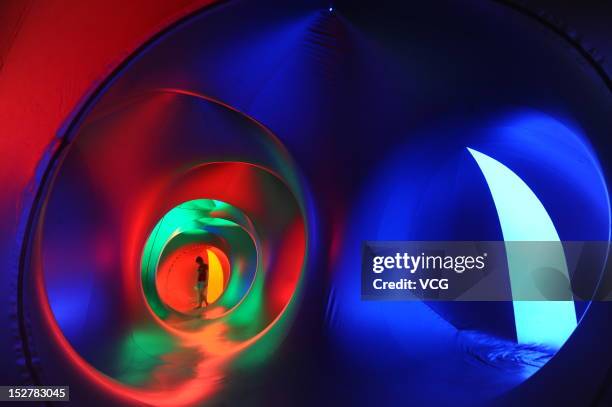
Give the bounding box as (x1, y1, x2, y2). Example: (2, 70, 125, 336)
(195, 256, 209, 308)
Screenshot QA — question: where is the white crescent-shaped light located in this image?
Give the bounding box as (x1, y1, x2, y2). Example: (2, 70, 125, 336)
(468, 147, 577, 348)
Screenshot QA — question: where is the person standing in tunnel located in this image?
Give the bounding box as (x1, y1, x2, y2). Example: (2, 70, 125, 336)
(195, 256, 209, 308)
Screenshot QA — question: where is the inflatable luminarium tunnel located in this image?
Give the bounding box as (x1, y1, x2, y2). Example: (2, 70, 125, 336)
(28, 89, 309, 405)
(9, 0, 612, 406)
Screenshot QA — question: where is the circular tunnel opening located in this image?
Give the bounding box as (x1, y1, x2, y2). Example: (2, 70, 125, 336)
(141, 198, 260, 325)
(156, 242, 230, 314)
(31, 82, 309, 404)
